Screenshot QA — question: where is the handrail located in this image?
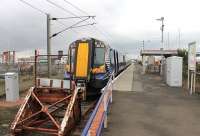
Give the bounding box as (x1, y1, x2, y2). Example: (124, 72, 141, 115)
(81, 73, 114, 136)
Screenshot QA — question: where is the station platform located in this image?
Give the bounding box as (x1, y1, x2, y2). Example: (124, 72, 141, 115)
(103, 64, 200, 136)
(113, 64, 134, 91)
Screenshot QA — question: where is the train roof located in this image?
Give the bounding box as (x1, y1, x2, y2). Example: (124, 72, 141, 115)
(69, 37, 110, 48)
(68, 37, 128, 57)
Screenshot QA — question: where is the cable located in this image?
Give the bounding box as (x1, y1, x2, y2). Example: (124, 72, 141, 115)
(46, 0, 103, 38)
(20, 0, 109, 41)
(51, 23, 96, 38)
(62, 0, 113, 41)
(46, 0, 110, 40)
(56, 20, 88, 37)
(63, 0, 90, 16)
(52, 17, 90, 37)
(51, 17, 95, 38)
(56, 21, 79, 34)
(52, 22, 96, 38)
(46, 0, 79, 17)
(19, 0, 47, 15)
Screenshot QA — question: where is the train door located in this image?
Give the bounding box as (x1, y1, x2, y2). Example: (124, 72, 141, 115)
(74, 41, 91, 81)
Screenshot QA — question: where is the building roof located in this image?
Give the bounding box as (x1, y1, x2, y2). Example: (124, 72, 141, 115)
(140, 49, 178, 56)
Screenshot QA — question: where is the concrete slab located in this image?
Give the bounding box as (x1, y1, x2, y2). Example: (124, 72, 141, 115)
(113, 64, 134, 91)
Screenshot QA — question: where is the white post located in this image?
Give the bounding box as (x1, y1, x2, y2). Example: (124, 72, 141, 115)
(190, 72, 193, 95)
(188, 69, 190, 90)
(193, 71, 196, 94)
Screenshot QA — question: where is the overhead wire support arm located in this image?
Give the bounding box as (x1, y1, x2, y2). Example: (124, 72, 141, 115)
(51, 22, 96, 38)
(51, 17, 89, 37)
(51, 16, 95, 20)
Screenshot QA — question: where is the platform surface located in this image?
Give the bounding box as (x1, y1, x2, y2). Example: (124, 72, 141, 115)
(113, 64, 134, 91)
(103, 64, 200, 136)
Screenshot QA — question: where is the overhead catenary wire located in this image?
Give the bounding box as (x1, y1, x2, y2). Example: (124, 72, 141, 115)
(20, 0, 96, 39)
(19, 0, 47, 15)
(47, 0, 110, 41)
(46, 0, 79, 17)
(51, 22, 96, 38)
(46, 0, 101, 37)
(62, 0, 113, 41)
(19, 0, 109, 41)
(56, 21, 79, 34)
(63, 0, 90, 16)
(51, 16, 95, 38)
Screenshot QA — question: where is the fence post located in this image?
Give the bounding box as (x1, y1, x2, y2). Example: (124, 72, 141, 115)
(111, 76, 113, 103)
(103, 92, 108, 128)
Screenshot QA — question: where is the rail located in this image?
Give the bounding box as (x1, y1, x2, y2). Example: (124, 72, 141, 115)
(81, 73, 114, 136)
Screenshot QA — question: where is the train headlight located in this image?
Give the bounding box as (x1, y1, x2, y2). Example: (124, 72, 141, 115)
(65, 64, 70, 72)
(92, 65, 105, 74)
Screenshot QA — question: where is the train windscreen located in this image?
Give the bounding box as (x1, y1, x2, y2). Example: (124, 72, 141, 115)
(94, 48, 105, 67)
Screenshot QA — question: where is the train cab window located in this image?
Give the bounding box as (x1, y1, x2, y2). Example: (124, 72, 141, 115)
(94, 47, 105, 67)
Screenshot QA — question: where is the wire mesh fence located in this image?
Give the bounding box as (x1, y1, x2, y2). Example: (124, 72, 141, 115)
(0, 63, 34, 97)
(0, 54, 68, 96)
(35, 55, 68, 80)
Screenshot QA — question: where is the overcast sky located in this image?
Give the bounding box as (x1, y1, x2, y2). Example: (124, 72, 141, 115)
(1, 0, 200, 58)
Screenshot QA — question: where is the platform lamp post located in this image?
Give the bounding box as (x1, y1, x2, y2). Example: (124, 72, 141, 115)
(156, 17, 165, 75)
(140, 40, 151, 50)
(156, 17, 164, 50)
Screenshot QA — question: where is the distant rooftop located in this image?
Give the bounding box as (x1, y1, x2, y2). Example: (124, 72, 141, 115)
(140, 49, 178, 56)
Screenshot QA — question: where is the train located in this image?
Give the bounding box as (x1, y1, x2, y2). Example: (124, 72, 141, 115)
(65, 38, 130, 95)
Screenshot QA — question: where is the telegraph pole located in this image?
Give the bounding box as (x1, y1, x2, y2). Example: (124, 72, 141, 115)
(46, 14, 51, 78)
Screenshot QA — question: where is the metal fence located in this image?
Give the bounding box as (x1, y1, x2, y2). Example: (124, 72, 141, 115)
(81, 74, 113, 136)
(0, 78, 5, 96)
(0, 54, 68, 96)
(35, 55, 67, 80)
(0, 64, 19, 74)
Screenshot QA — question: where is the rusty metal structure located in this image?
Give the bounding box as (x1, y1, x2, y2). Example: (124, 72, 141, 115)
(10, 53, 83, 136)
(10, 73, 114, 136)
(10, 80, 82, 135)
